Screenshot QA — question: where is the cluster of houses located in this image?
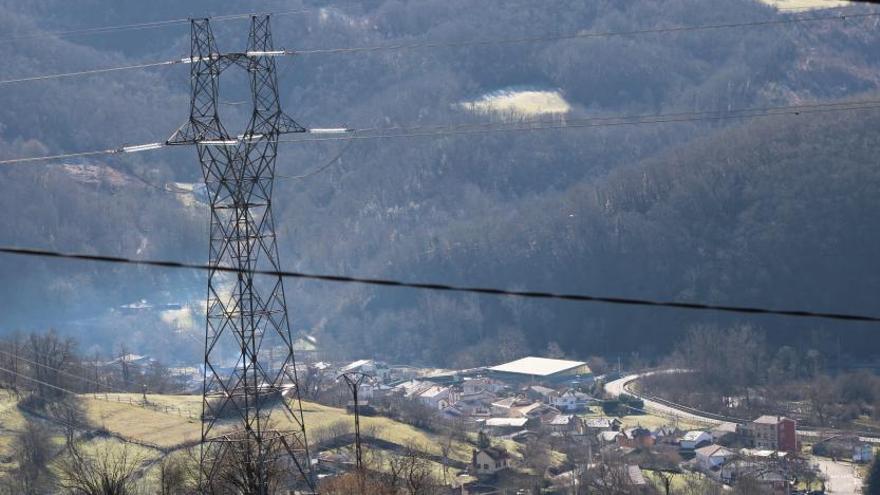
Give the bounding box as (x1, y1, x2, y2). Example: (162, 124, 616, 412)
(302, 354, 877, 494)
(331, 356, 597, 436)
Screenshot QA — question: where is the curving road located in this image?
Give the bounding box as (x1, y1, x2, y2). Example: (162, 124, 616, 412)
(606, 370, 880, 444)
(604, 370, 724, 426)
(606, 371, 869, 494)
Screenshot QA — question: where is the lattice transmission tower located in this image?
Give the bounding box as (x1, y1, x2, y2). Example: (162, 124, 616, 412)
(166, 16, 312, 494)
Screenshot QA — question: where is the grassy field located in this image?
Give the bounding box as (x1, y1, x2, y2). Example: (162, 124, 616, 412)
(579, 407, 703, 432)
(83, 396, 201, 449)
(80, 394, 476, 462)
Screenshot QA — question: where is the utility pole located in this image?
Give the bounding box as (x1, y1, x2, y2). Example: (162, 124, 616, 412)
(166, 15, 312, 494)
(339, 372, 371, 471)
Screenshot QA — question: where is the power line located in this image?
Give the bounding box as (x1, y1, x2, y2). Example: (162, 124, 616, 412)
(292, 11, 880, 56)
(0, 8, 312, 44)
(0, 362, 86, 397)
(277, 99, 880, 144)
(1, 245, 878, 324)
(277, 140, 355, 180)
(0, 60, 179, 86)
(2, 10, 877, 87)
(2, 99, 879, 166)
(0, 348, 122, 395)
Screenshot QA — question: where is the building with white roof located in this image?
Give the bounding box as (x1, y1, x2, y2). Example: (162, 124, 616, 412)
(679, 430, 713, 450)
(487, 356, 591, 383)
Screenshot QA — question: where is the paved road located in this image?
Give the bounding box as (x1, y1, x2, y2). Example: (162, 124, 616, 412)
(604, 370, 723, 427)
(815, 457, 863, 495)
(606, 370, 880, 444)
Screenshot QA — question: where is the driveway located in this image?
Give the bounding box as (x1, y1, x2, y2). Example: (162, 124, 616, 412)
(814, 457, 863, 495)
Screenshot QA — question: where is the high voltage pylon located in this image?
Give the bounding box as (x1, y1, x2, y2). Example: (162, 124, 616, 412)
(166, 16, 312, 494)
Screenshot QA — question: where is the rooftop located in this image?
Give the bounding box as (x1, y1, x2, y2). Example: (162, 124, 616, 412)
(754, 415, 790, 425)
(485, 417, 529, 427)
(683, 430, 709, 441)
(695, 444, 735, 457)
(488, 356, 589, 377)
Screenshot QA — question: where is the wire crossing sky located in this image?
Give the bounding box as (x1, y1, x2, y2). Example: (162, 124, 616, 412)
(1, 98, 879, 165)
(1, 10, 878, 86)
(1, 246, 878, 324)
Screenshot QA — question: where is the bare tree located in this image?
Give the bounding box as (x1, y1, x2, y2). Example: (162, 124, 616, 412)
(0, 332, 24, 393)
(157, 450, 197, 495)
(116, 343, 131, 391)
(521, 436, 552, 475)
(579, 452, 637, 495)
(55, 439, 144, 495)
(4, 420, 55, 494)
(27, 330, 75, 401)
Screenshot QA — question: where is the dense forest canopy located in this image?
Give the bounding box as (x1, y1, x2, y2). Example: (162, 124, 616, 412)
(0, 0, 878, 365)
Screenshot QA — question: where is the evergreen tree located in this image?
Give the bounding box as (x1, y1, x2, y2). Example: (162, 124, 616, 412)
(477, 430, 491, 449)
(865, 457, 880, 495)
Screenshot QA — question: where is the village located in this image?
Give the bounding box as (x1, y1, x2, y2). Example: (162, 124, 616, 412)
(263, 353, 873, 494)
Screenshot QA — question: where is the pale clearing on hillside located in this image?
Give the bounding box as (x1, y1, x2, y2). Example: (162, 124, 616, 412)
(461, 90, 571, 117)
(759, 0, 850, 10)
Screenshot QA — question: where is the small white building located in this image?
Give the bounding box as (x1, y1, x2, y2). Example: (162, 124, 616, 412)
(472, 447, 511, 475)
(680, 430, 713, 450)
(695, 444, 735, 470)
(549, 389, 592, 412)
(419, 385, 455, 410)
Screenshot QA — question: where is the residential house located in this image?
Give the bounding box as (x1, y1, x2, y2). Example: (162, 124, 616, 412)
(695, 444, 735, 470)
(463, 377, 503, 395)
(454, 392, 494, 418)
(741, 415, 797, 453)
(679, 430, 713, 450)
(584, 417, 622, 433)
(710, 422, 739, 443)
(721, 460, 789, 493)
(598, 430, 625, 444)
(418, 385, 455, 410)
(547, 414, 579, 434)
(653, 425, 678, 444)
(526, 385, 556, 402)
(491, 397, 527, 416)
(472, 447, 511, 475)
(512, 401, 559, 422)
(620, 427, 655, 449)
(485, 417, 529, 434)
(339, 359, 391, 381)
(549, 389, 594, 412)
(394, 379, 431, 398)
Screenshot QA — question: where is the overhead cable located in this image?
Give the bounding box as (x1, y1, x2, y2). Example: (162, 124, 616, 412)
(2, 99, 879, 165)
(0, 8, 312, 44)
(293, 11, 880, 55)
(1, 246, 878, 323)
(1, 10, 877, 86)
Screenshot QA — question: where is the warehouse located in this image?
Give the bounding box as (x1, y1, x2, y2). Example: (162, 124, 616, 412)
(487, 356, 592, 384)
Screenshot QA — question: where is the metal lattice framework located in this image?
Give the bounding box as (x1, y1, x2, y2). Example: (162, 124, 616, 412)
(166, 16, 311, 494)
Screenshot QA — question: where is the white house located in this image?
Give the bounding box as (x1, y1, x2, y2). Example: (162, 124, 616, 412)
(680, 431, 713, 450)
(339, 359, 391, 381)
(418, 385, 455, 410)
(695, 444, 735, 469)
(549, 389, 592, 412)
(472, 447, 511, 475)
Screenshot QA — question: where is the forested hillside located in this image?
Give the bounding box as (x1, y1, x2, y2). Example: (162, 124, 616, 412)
(0, 0, 878, 364)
